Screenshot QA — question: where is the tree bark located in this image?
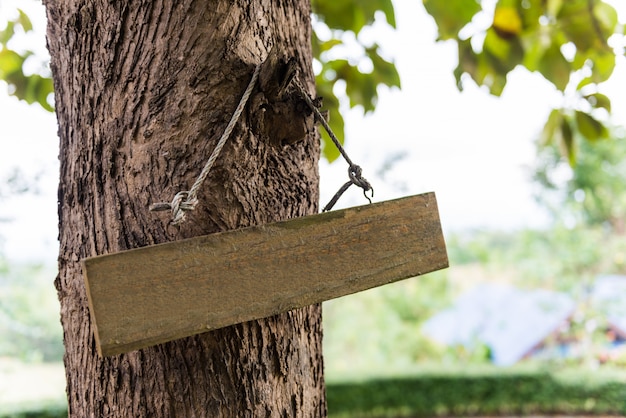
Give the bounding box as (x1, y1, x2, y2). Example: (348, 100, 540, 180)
(45, 0, 325, 416)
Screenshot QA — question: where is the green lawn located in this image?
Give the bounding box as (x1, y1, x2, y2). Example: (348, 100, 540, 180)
(0, 359, 66, 417)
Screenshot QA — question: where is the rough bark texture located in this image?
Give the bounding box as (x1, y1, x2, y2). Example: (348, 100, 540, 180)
(45, 0, 325, 416)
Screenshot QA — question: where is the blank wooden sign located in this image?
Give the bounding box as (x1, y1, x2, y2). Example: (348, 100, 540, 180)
(83, 192, 448, 357)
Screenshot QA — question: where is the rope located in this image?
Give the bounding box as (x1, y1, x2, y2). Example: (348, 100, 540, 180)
(292, 79, 373, 212)
(150, 62, 373, 224)
(150, 64, 261, 225)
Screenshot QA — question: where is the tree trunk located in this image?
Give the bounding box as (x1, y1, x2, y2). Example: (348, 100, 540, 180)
(45, 0, 325, 416)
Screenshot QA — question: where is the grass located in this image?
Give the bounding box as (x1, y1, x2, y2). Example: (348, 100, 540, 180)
(326, 363, 626, 417)
(0, 359, 66, 417)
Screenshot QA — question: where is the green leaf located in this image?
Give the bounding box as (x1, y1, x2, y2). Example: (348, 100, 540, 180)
(540, 108, 563, 146)
(0, 49, 24, 78)
(311, 0, 403, 162)
(475, 28, 524, 95)
(590, 49, 615, 82)
(557, 0, 591, 50)
(575, 110, 608, 141)
(573, 47, 615, 84)
(319, 39, 342, 54)
(312, 0, 395, 34)
(0, 47, 54, 111)
(457, 48, 509, 96)
(422, 0, 481, 40)
(576, 76, 593, 90)
(546, 0, 564, 18)
(593, 2, 618, 39)
(320, 48, 399, 117)
(0, 21, 16, 45)
(455, 38, 477, 90)
(26, 74, 54, 112)
(560, 117, 576, 166)
(378, 0, 396, 28)
(17, 9, 33, 33)
(0, 8, 54, 112)
(311, 31, 343, 59)
(345, 70, 377, 112)
(486, 71, 508, 96)
(583, 93, 611, 112)
(366, 46, 401, 88)
(557, 0, 605, 53)
(519, 0, 544, 31)
(484, 28, 511, 62)
(536, 40, 571, 91)
(0, 10, 33, 44)
(484, 27, 524, 70)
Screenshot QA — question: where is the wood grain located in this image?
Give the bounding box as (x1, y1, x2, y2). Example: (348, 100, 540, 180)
(83, 193, 448, 357)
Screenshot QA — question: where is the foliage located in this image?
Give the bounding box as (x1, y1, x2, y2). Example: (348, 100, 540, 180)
(323, 269, 452, 372)
(0, 0, 401, 162)
(4, 0, 626, 165)
(0, 8, 53, 111)
(0, 261, 63, 362)
(423, 0, 625, 164)
(449, 226, 626, 290)
(0, 399, 67, 418)
(311, 0, 401, 161)
(532, 125, 626, 232)
(326, 366, 626, 417)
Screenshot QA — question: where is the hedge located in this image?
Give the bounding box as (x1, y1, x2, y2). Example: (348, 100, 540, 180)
(326, 367, 626, 417)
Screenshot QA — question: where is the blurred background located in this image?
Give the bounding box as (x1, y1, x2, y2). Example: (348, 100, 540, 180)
(1, 0, 626, 416)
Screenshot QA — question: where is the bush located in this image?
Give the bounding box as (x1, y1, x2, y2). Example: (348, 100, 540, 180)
(0, 261, 63, 362)
(326, 366, 626, 417)
(0, 401, 67, 418)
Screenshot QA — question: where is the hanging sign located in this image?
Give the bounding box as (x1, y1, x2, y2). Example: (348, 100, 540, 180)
(83, 193, 448, 357)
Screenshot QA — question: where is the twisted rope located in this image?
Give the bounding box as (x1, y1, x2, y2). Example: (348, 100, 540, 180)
(292, 79, 373, 212)
(151, 62, 372, 224)
(150, 64, 261, 225)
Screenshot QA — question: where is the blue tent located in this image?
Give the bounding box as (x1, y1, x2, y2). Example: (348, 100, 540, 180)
(592, 275, 626, 338)
(422, 283, 575, 366)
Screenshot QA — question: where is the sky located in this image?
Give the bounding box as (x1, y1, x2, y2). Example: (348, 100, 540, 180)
(1, 1, 625, 264)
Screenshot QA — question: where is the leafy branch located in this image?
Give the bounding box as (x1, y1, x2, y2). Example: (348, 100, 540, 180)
(0, 8, 53, 111)
(1, 1, 403, 164)
(311, 0, 401, 161)
(423, 0, 625, 164)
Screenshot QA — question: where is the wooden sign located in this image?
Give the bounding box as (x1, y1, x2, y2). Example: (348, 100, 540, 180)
(83, 192, 448, 357)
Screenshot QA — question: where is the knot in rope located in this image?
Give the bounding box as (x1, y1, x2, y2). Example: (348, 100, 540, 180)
(150, 57, 374, 224)
(321, 165, 375, 212)
(348, 164, 373, 198)
(149, 191, 199, 225)
(149, 63, 261, 225)
(169, 191, 198, 225)
(292, 78, 374, 212)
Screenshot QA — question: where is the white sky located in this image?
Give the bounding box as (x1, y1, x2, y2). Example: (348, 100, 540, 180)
(1, 0, 625, 264)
